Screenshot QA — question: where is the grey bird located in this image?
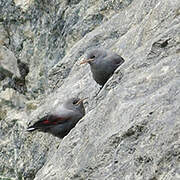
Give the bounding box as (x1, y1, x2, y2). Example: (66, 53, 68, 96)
(27, 97, 86, 138)
(80, 48, 125, 86)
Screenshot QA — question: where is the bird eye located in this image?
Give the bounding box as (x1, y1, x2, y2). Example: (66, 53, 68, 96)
(73, 100, 78, 105)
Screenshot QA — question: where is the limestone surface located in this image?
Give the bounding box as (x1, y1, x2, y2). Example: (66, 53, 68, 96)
(0, 0, 179, 179)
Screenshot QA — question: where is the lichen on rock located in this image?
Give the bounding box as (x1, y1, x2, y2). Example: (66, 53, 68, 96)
(0, 0, 180, 179)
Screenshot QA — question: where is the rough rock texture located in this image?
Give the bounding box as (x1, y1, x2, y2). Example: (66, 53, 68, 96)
(0, 45, 20, 78)
(0, 0, 180, 179)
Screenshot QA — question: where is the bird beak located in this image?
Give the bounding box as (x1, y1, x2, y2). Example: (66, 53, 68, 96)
(79, 59, 94, 65)
(75, 97, 88, 105)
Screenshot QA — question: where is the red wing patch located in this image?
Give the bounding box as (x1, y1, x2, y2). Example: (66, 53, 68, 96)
(52, 121, 58, 125)
(29, 115, 70, 130)
(42, 117, 67, 125)
(43, 120, 50, 124)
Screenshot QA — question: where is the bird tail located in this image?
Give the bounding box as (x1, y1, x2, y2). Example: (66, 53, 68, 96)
(27, 126, 36, 132)
(26, 115, 52, 132)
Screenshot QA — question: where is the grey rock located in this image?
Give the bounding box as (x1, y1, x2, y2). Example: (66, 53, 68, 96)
(0, 22, 9, 45)
(0, 0, 180, 179)
(0, 88, 27, 108)
(0, 45, 21, 78)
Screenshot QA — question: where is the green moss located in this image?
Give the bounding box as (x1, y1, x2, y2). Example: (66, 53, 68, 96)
(17, 172, 23, 180)
(0, 108, 7, 121)
(26, 102, 38, 111)
(175, 8, 180, 17)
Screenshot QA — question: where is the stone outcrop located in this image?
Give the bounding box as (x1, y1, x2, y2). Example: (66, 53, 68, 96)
(0, 0, 179, 179)
(0, 45, 20, 78)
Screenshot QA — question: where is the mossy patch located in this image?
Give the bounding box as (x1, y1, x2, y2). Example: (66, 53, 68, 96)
(0, 108, 7, 121)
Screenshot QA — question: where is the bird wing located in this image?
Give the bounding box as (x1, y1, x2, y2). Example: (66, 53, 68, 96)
(111, 54, 125, 65)
(27, 112, 72, 131)
(38, 114, 70, 125)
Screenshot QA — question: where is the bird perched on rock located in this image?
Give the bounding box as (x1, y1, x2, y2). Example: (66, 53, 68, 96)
(27, 97, 86, 138)
(80, 48, 125, 86)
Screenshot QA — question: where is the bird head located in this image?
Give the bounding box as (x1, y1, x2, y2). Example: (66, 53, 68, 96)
(80, 49, 106, 65)
(65, 97, 87, 115)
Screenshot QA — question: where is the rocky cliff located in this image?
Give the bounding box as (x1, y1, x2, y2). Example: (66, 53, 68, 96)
(0, 0, 180, 179)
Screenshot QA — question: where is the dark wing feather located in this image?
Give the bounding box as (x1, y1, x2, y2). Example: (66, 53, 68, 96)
(112, 55, 125, 66)
(27, 114, 70, 131)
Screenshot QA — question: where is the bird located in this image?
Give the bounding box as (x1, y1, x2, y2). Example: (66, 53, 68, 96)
(27, 97, 86, 138)
(80, 48, 125, 86)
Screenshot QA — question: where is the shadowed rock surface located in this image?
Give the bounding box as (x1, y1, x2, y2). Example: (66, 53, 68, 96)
(0, 0, 179, 179)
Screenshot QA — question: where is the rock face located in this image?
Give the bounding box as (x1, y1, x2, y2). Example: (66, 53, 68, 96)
(0, 0, 180, 179)
(0, 45, 20, 78)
